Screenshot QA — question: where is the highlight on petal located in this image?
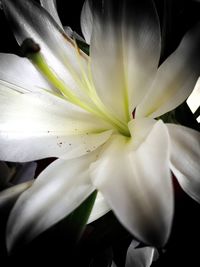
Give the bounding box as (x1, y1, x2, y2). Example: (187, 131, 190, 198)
(167, 124, 200, 203)
(137, 22, 200, 118)
(81, 0, 93, 44)
(6, 153, 97, 252)
(87, 192, 110, 224)
(90, 120, 173, 246)
(90, 0, 161, 121)
(125, 241, 158, 267)
(40, 0, 63, 30)
(0, 88, 111, 162)
(0, 53, 54, 93)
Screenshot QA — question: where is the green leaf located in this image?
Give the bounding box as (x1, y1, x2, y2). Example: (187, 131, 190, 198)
(65, 190, 97, 242)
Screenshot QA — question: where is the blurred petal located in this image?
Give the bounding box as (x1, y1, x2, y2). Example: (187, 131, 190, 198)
(167, 124, 200, 203)
(64, 26, 86, 42)
(87, 192, 110, 223)
(40, 0, 63, 30)
(0, 181, 33, 210)
(137, 23, 200, 118)
(90, 120, 173, 246)
(0, 88, 111, 162)
(0, 53, 54, 93)
(111, 262, 117, 267)
(81, 0, 93, 44)
(6, 154, 97, 252)
(90, 0, 161, 121)
(126, 241, 157, 267)
(11, 162, 37, 185)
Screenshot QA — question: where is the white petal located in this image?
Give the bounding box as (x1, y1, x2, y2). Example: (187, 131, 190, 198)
(90, 0, 161, 121)
(137, 23, 200, 118)
(126, 242, 157, 267)
(187, 77, 200, 113)
(6, 154, 97, 252)
(81, 0, 93, 44)
(87, 192, 110, 224)
(0, 53, 54, 93)
(0, 181, 33, 210)
(167, 124, 200, 203)
(0, 88, 112, 162)
(1, 0, 90, 104)
(90, 120, 173, 246)
(40, 0, 63, 30)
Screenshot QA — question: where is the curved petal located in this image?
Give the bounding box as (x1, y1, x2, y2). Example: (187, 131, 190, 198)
(40, 0, 63, 30)
(1, 0, 90, 103)
(137, 23, 200, 118)
(90, 120, 173, 246)
(87, 192, 110, 224)
(0, 53, 54, 93)
(6, 154, 97, 252)
(0, 87, 112, 162)
(90, 0, 161, 121)
(81, 0, 93, 44)
(167, 124, 200, 203)
(126, 241, 157, 267)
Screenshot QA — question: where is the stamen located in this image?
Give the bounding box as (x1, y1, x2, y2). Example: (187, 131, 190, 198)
(20, 38, 130, 137)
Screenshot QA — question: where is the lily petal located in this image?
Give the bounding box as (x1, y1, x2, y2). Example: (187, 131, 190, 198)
(40, 0, 63, 30)
(90, 0, 161, 121)
(87, 192, 110, 224)
(1, 0, 90, 102)
(0, 87, 112, 162)
(0, 53, 54, 93)
(81, 0, 93, 44)
(6, 154, 97, 252)
(90, 120, 173, 246)
(167, 124, 200, 203)
(125, 241, 157, 267)
(137, 23, 200, 118)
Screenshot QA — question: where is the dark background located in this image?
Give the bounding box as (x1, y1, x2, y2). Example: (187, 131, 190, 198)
(0, 0, 200, 266)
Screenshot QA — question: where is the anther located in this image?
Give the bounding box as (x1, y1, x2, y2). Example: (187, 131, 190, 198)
(20, 38, 40, 57)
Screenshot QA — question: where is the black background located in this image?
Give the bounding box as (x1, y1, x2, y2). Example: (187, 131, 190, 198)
(0, 0, 200, 266)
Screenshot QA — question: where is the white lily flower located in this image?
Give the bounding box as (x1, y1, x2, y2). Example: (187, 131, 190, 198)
(0, 0, 200, 252)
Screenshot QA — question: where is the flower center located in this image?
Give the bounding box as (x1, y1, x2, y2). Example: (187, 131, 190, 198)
(21, 38, 130, 137)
